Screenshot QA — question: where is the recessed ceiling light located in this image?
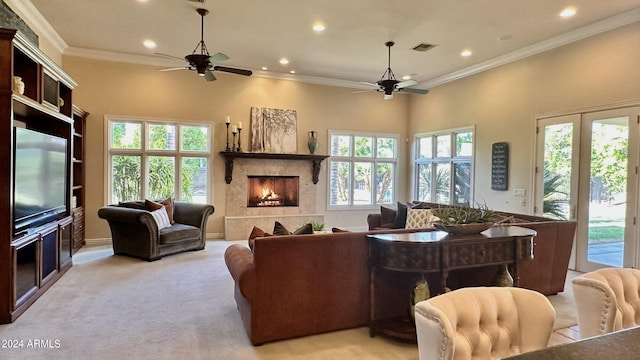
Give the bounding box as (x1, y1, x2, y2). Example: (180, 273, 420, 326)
(461, 49, 472, 57)
(290, 70, 296, 74)
(143, 39, 156, 49)
(560, 7, 576, 18)
(312, 22, 326, 32)
(279, 58, 289, 65)
(261, 66, 268, 71)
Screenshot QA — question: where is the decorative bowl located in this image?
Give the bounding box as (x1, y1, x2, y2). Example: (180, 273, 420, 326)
(435, 222, 494, 235)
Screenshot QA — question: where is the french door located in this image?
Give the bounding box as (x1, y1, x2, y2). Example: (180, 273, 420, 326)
(535, 106, 640, 272)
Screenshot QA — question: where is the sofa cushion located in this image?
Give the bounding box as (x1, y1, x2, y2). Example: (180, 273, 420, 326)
(248, 226, 272, 250)
(405, 208, 438, 229)
(273, 221, 314, 236)
(393, 202, 414, 228)
(158, 223, 200, 244)
(150, 207, 172, 230)
(118, 200, 146, 210)
(380, 206, 397, 228)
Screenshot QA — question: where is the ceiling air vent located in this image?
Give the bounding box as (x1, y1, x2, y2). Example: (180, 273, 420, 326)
(186, 0, 206, 3)
(411, 43, 437, 52)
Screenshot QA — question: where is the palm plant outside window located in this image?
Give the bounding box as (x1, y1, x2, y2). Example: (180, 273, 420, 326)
(328, 131, 397, 208)
(414, 128, 473, 205)
(107, 117, 211, 204)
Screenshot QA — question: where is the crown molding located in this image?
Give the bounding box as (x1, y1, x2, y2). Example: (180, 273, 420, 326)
(4, 0, 68, 54)
(11, 1, 640, 91)
(418, 7, 640, 89)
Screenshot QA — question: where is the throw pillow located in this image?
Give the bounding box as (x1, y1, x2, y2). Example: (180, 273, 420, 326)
(405, 208, 439, 229)
(150, 206, 171, 230)
(248, 226, 272, 250)
(380, 206, 397, 228)
(145, 199, 163, 211)
(393, 202, 414, 229)
(273, 221, 314, 236)
(159, 197, 175, 224)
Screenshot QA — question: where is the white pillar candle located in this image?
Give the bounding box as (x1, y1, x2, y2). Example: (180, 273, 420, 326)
(226, 116, 231, 124)
(238, 121, 243, 129)
(232, 125, 237, 133)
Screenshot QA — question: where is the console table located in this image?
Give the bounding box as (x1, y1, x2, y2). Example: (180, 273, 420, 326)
(367, 226, 536, 339)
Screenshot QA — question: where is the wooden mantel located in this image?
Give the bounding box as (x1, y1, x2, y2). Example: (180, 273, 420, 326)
(219, 151, 330, 184)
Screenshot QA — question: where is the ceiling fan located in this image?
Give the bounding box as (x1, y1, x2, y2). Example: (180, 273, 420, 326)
(360, 41, 428, 99)
(157, 8, 252, 81)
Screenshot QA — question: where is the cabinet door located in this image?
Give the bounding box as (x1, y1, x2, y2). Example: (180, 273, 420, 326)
(40, 227, 58, 285)
(59, 218, 72, 269)
(11, 234, 39, 310)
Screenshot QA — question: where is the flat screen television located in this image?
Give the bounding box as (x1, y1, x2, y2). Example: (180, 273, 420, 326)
(13, 127, 68, 235)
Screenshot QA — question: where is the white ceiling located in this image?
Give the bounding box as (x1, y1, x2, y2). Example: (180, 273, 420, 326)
(14, 0, 640, 90)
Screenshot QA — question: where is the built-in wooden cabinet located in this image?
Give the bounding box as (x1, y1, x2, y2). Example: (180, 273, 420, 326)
(0, 28, 79, 323)
(72, 106, 88, 253)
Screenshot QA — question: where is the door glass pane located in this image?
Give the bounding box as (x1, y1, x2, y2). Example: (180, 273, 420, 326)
(331, 135, 351, 156)
(329, 161, 350, 205)
(376, 137, 395, 158)
(148, 156, 175, 199)
(376, 163, 394, 204)
(111, 122, 141, 149)
(418, 137, 432, 158)
(436, 135, 451, 157)
(435, 163, 450, 203)
(587, 118, 628, 267)
(417, 164, 432, 201)
(355, 136, 373, 157)
(148, 124, 176, 150)
(354, 162, 372, 205)
(182, 157, 207, 203)
(543, 123, 573, 219)
(111, 155, 141, 203)
(454, 162, 471, 205)
(181, 125, 209, 151)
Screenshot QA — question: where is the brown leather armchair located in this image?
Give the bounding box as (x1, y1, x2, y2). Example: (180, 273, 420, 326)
(98, 201, 214, 261)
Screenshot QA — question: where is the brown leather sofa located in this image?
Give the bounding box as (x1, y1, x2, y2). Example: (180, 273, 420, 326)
(224, 228, 424, 345)
(367, 203, 577, 295)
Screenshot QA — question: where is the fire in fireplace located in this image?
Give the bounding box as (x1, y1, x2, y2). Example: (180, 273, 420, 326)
(247, 176, 299, 207)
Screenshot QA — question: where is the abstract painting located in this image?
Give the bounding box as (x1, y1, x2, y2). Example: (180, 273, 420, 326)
(250, 107, 297, 153)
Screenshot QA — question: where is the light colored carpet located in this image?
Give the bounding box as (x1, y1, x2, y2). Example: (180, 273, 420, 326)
(0, 240, 578, 359)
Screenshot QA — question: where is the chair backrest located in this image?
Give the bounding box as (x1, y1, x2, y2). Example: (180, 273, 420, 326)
(414, 287, 555, 360)
(571, 267, 640, 339)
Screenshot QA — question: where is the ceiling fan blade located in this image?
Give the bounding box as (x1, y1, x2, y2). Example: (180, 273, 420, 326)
(396, 79, 418, 89)
(400, 87, 429, 95)
(352, 89, 375, 94)
(360, 81, 380, 88)
(155, 52, 186, 62)
(204, 69, 217, 82)
(158, 67, 187, 72)
(213, 66, 253, 76)
(210, 52, 230, 63)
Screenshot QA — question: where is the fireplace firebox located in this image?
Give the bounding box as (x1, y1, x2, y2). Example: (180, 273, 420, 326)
(247, 176, 299, 207)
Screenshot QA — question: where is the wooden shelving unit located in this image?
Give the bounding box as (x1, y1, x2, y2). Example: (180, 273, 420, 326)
(71, 106, 88, 253)
(0, 29, 79, 323)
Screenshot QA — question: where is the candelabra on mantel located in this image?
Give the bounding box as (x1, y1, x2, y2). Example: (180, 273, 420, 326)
(236, 127, 242, 152)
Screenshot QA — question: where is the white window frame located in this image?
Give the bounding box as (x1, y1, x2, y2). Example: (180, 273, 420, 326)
(327, 130, 399, 210)
(104, 115, 213, 204)
(413, 126, 475, 205)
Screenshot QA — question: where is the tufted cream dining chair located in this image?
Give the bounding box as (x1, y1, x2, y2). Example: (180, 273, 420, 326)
(414, 287, 556, 360)
(571, 267, 640, 339)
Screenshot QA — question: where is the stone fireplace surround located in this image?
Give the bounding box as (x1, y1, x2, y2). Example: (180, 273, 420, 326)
(224, 158, 323, 240)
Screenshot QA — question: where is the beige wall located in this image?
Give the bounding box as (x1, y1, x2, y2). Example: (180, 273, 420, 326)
(408, 21, 640, 213)
(61, 57, 411, 240)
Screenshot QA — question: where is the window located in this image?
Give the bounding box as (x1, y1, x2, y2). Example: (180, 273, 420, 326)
(328, 131, 398, 208)
(414, 128, 474, 205)
(107, 117, 211, 204)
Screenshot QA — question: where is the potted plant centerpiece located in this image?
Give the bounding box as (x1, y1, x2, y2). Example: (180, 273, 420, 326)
(431, 203, 496, 235)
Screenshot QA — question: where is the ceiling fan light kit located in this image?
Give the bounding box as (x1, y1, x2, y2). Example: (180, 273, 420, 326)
(359, 41, 429, 99)
(157, 7, 252, 82)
